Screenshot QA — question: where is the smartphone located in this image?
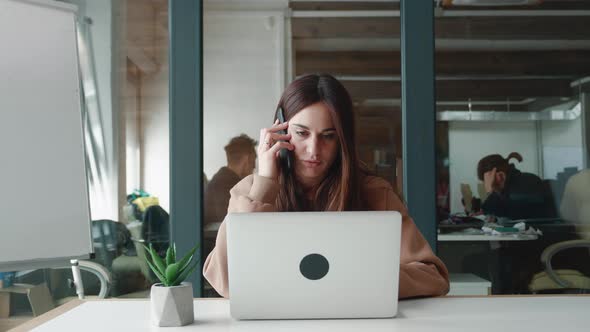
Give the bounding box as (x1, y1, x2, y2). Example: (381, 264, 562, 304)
(276, 107, 293, 173)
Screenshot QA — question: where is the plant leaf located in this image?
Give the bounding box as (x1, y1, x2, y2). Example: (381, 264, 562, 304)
(170, 261, 199, 286)
(166, 246, 174, 266)
(145, 244, 166, 276)
(165, 263, 180, 284)
(145, 258, 167, 285)
(176, 244, 199, 273)
(172, 243, 176, 263)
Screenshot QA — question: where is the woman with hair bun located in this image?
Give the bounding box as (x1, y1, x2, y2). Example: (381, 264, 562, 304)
(477, 152, 556, 219)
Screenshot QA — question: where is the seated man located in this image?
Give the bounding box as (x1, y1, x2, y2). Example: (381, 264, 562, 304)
(203, 134, 257, 262)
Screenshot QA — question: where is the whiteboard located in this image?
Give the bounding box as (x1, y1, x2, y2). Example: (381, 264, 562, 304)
(0, 0, 93, 271)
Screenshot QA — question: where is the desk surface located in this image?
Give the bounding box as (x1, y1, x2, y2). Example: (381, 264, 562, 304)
(438, 233, 538, 241)
(19, 296, 590, 331)
(209, 223, 541, 242)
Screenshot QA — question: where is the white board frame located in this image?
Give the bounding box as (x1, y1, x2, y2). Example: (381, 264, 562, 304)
(0, 0, 93, 271)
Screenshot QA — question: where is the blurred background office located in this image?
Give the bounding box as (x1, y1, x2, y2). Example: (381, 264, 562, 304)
(2, 0, 590, 330)
(200, 0, 590, 299)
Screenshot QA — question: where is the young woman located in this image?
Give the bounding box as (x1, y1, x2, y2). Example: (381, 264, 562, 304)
(203, 74, 449, 299)
(477, 152, 556, 219)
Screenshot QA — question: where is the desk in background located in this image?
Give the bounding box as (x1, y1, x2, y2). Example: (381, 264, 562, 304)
(204, 222, 222, 239)
(16, 296, 590, 331)
(438, 229, 546, 294)
(438, 233, 538, 242)
(448, 273, 491, 295)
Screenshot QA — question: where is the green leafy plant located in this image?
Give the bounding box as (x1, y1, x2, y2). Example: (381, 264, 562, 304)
(143, 243, 200, 287)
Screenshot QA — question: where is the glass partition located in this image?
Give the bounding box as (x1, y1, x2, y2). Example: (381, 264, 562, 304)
(202, 1, 403, 296)
(435, 2, 590, 295)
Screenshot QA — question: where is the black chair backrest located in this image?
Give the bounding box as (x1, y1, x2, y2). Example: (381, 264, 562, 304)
(142, 206, 170, 256)
(91, 219, 132, 267)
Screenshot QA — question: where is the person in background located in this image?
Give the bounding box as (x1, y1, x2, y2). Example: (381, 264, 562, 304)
(204, 134, 257, 228)
(477, 152, 556, 220)
(203, 73, 449, 299)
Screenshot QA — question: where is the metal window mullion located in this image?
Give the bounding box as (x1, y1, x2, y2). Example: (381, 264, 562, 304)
(169, 0, 203, 297)
(400, 0, 437, 251)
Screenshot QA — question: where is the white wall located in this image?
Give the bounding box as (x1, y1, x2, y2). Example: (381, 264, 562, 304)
(448, 122, 539, 214)
(203, 11, 285, 179)
(540, 118, 584, 179)
(124, 75, 140, 195)
(132, 1, 170, 211)
(142, 61, 170, 211)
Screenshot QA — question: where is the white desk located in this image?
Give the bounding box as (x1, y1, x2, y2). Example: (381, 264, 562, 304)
(17, 296, 590, 331)
(448, 273, 491, 295)
(438, 233, 538, 241)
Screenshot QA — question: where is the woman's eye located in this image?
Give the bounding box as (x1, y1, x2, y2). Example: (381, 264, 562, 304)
(295, 131, 307, 137)
(322, 133, 336, 139)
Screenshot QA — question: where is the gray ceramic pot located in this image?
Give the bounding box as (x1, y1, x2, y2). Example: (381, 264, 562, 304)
(150, 282, 194, 327)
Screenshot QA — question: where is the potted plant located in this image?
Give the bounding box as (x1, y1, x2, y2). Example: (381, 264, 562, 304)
(144, 243, 199, 327)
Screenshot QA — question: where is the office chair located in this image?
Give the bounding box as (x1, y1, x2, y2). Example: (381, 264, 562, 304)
(529, 169, 590, 294)
(529, 239, 590, 293)
(141, 205, 170, 256)
(112, 205, 171, 291)
(53, 260, 112, 299)
(3, 262, 111, 318)
(91, 219, 134, 268)
(46, 220, 130, 299)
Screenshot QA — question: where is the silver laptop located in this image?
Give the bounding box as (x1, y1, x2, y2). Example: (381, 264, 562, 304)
(226, 211, 402, 320)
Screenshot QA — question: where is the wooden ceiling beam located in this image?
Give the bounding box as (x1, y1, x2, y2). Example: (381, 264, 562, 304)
(443, 0, 590, 10)
(290, 0, 590, 11)
(292, 17, 398, 39)
(290, 2, 399, 11)
(342, 78, 573, 100)
(292, 16, 590, 40)
(436, 78, 573, 99)
(295, 50, 590, 77)
(354, 103, 530, 116)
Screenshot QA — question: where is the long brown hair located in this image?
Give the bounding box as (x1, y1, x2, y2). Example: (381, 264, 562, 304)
(477, 152, 523, 181)
(275, 74, 363, 211)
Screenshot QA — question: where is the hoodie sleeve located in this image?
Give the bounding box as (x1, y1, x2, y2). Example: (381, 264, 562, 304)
(364, 177, 450, 299)
(481, 192, 508, 217)
(202, 174, 279, 298)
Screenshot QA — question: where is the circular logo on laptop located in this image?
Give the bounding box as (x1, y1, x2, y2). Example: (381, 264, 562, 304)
(299, 253, 329, 280)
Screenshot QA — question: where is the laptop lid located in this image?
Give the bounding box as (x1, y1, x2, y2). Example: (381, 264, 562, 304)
(226, 211, 402, 320)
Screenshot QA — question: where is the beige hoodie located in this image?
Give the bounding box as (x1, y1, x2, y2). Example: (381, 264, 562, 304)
(203, 174, 449, 299)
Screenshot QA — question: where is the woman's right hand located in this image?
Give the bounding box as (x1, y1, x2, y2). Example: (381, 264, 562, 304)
(483, 167, 497, 193)
(257, 120, 294, 180)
